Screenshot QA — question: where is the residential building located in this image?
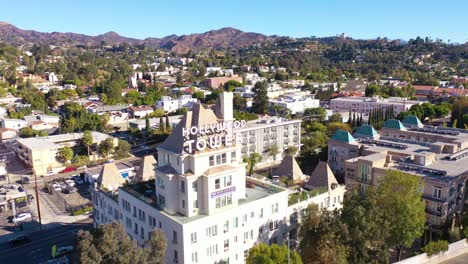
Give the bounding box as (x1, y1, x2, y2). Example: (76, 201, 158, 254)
(328, 117, 468, 232)
(0, 118, 28, 130)
(329, 97, 421, 117)
(129, 116, 183, 130)
(23, 114, 60, 130)
(269, 95, 320, 115)
(92, 92, 343, 264)
(204, 75, 243, 89)
(15, 132, 118, 176)
(129, 105, 154, 118)
(155, 96, 198, 113)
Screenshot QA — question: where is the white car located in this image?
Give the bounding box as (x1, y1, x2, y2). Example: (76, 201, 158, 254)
(13, 212, 32, 223)
(45, 171, 56, 177)
(52, 183, 61, 192)
(65, 180, 75, 188)
(55, 245, 74, 256)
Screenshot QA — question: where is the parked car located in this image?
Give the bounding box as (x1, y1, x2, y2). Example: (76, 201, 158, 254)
(64, 187, 78, 194)
(52, 183, 61, 192)
(27, 194, 34, 201)
(9, 235, 31, 247)
(55, 245, 74, 257)
(65, 179, 75, 188)
(45, 171, 56, 177)
(13, 212, 32, 224)
(60, 167, 76, 173)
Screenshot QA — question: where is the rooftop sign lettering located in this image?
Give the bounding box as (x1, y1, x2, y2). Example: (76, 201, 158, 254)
(183, 120, 246, 153)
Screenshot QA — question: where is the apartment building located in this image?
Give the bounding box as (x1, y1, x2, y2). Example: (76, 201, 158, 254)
(204, 75, 243, 89)
(92, 92, 343, 264)
(236, 116, 301, 166)
(15, 132, 117, 176)
(328, 117, 468, 231)
(330, 97, 421, 116)
(269, 95, 320, 115)
(155, 96, 198, 113)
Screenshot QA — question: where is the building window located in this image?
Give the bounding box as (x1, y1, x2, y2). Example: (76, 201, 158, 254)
(192, 252, 198, 263)
(226, 175, 232, 186)
(194, 199, 198, 209)
(433, 187, 442, 199)
(209, 156, 215, 166)
(259, 208, 264, 218)
(158, 194, 166, 208)
(231, 151, 236, 163)
(216, 155, 222, 165)
(436, 203, 442, 213)
(224, 220, 229, 233)
(224, 239, 229, 251)
(191, 232, 197, 244)
(233, 217, 238, 228)
(174, 250, 178, 263)
(182, 199, 185, 209)
(192, 181, 198, 192)
(272, 203, 279, 213)
(215, 179, 221, 189)
(173, 231, 177, 244)
(206, 225, 218, 237)
(181, 181, 185, 192)
(221, 153, 227, 163)
(134, 223, 138, 235)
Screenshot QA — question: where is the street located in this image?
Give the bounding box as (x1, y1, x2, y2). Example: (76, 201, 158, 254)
(0, 220, 92, 264)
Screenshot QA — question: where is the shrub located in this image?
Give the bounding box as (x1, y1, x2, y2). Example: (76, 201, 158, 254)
(422, 240, 449, 256)
(72, 205, 93, 216)
(448, 229, 461, 242)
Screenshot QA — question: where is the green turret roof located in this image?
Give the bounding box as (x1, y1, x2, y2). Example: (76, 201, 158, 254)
(331, 129, 356, 143)
(402, 115, 423, 127)
(355, 125, 379, 138)
(383, 119, 406, 130)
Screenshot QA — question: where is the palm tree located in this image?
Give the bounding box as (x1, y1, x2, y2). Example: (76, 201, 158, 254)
(82, 130, 93, 156)
(243, 152, 263, 176)
(58, 146, 73, 163)
(268, 145, 279, 164)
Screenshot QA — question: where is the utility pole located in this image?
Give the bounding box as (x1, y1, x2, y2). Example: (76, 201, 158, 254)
(33, 173, 42, 227)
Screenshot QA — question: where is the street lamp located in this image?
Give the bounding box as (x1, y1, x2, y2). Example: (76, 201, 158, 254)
(287, 237, 300, 264)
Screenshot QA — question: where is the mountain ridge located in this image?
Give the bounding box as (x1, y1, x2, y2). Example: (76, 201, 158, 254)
(0, 23, 277, 53)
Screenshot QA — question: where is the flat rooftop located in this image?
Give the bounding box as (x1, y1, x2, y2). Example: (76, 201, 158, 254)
(356, 138, 468, 180)
(17, 131, 111, 150)
(237, 116, 301, 132)
(120, 177, 285, 224)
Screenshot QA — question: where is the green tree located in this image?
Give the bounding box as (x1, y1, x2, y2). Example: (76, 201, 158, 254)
(58, 146, 74, 163)
(159, 116, 165, 134)
(82, 131, 93, 156)
(365, 84, 380, 97)
(114, 139, 131, 159)
(19, 127, 37, 138)
(341, 191, 389, 264)
(286, 145, 298, 155)
(243, 152, 263, 176)
(145, 115, 151, 134)
(98, 138, 114, 159)
(300, 204, 349, 264)
(422, 240, 449, 257)
(327, 122, 352, 135)
(223, 80, 242, 91)
(233, 94, 247, 110)
(76, 222, 167, 264)
(165, 115, 171, 133)
(192, 91, 205, 101)
(247, 243, 302, 264)
(376, 170, 426, 261)
(329, 113, 342, 123)
(252, 81, 269, 114)
(304, 107, 327, 122)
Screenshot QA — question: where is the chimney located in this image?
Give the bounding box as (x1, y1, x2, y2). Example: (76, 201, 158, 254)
(219, 92, 233, 121)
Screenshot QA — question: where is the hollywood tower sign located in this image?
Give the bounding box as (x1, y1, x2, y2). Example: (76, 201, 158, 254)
(182, 120, 247, 153)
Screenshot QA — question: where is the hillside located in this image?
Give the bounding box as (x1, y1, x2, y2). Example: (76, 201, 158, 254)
(0, 22, 276, 53)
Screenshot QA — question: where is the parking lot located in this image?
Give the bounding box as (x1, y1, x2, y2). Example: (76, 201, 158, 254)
(46, 175, 92, 215)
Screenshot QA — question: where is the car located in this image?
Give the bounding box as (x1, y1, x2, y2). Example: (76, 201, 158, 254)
(13, 212, 32, 223)
(65, 179, 75, 188)
(17, 186, 24, 192)
(60, 167, 76, 173)
(9, 235, 31, 247)
(55, 245, 74, 257)
(22, 177, 30, 184)
(45, 171, 56, 177)
(52, 183, 61, 192)
(64, 186, 78, 194)
(27, 194, 34, 201)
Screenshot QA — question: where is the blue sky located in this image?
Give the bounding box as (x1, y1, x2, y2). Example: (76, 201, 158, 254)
(0, 0, 466, 43)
